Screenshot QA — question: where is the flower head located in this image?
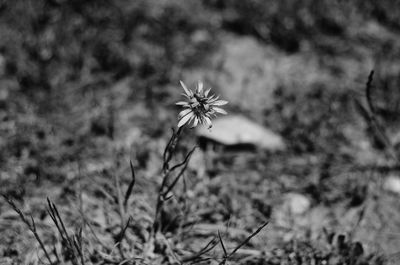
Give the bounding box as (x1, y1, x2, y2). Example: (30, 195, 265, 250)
(176, 80, 228, 129)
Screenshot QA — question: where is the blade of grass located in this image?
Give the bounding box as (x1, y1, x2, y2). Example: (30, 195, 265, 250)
(218, 230, 227, 258)
(228, 221, 268, 258)
(123, 161, 136, 209)
(2, 195, 53, 265)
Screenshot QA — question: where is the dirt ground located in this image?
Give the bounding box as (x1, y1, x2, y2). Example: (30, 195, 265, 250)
(1, 1, 400, 264)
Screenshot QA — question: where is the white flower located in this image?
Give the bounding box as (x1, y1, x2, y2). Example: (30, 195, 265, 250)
(176, 80, 228, 129)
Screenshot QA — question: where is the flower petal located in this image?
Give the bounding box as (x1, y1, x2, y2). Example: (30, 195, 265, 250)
(192, 116, 199, 128)
(178, 112, 194, 127)
(176, 101, 189, 105)
(180, 80, 193, 97)
(204, 116, 212, 129)
(213, 107, 227, 114)
(196, 81, 203, 94)
(207, 95, 219, 102)
(204, 88, 212, 97)
(188, 113, 196, 125)
(212, 100, 228, 106)
(178, 108, 192, 118)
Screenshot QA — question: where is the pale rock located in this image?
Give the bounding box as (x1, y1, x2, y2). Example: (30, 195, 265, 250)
(284, 193, 311, 215)
(188, 149, 206, 177)
(383, 175, 400, 195)
(184, 33, 373, 116)
(196, 115, 285, 151)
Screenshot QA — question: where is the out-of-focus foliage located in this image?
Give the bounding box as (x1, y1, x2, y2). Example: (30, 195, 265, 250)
(0, 0, 217, 95)
(203, 0, 400, 52)
(2, 0, 400, 95)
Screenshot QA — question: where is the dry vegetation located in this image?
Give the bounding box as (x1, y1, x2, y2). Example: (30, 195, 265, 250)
(1, 1, 400, 264)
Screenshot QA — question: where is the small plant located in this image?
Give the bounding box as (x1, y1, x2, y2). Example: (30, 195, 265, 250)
(2, 80, 268, 264)
(2, 195, 84, 265)
(2, 195, 53, 265)
(146, 80, 228, 256)
(354, 70, 399, 163)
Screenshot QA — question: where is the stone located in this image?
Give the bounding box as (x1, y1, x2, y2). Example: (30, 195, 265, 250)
(196, 115, 285, 151)
(284, 193, 311, 215)
(383, 175, 400, 195)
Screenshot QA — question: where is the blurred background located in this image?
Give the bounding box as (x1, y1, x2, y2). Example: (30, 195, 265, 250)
(1, 0, 400, 264)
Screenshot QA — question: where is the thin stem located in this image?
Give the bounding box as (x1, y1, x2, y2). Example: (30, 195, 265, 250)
(2, 195, 53, 265)
(152, 126, 188, 236)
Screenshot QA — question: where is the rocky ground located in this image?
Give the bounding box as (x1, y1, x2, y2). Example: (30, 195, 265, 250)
(1, 1, 400, 264)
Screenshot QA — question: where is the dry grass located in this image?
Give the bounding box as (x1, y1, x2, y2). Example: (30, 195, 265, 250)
(1, 1, 400, 264)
